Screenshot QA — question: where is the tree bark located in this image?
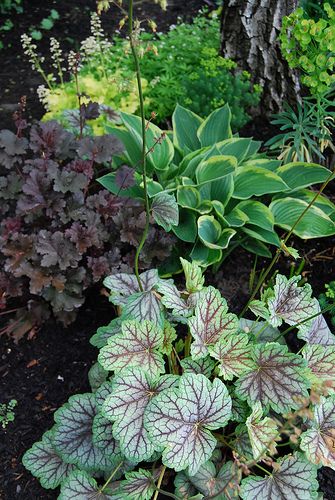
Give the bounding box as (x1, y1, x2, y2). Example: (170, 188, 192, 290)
(220, 0, 300, 117)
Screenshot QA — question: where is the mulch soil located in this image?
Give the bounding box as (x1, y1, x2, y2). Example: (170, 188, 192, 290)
(0, 0, 335, 498)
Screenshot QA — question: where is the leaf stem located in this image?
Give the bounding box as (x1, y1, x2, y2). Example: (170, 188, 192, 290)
(99, 461, 123, 492)
(153, 487, 179, 499)
(153, 465, 167, 500)
(128, 0, 150, 292)
(239, 169, 335, 318)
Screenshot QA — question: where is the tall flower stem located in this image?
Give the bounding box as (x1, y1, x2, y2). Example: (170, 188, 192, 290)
(128, 0, 150, 292)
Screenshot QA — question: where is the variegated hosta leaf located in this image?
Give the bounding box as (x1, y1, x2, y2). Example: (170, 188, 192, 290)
(188, 460, 240, 498)
(98, 320, 165, 377)
(246, 403, 279, 460)
(180, 356, 215, 378)
(240, 318, 285, 345)
(102, 368, 178, 462)
(162, 321, 177, 355)
(208, 332, 254, 380)
(88, 362, 108, 392)
(22, 430, 75, 489)
(303, 345, 335, 393)
(180, 257, 205, 293)
(103, 269, 159, 305)
(121, 468, 160, 500)
(92, 414, 120, 456)
(235, 343, 310, 413)
(90, 319, 122, 349)
(300, 395, 335, 469)
(268, 274, 317, 328)
(145, 373, 232, 475)
(297, 304, 335, 346)
(174, 471, 197, 499)
(59, 470, 123, 499)
(189, 286, 238, 359)
(53, 393, 113, 472)
(240, 453, 319, 500)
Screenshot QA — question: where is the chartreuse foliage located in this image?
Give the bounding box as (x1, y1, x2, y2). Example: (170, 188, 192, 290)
(23, 261, 335, 498)
(99, 104, 335, 272)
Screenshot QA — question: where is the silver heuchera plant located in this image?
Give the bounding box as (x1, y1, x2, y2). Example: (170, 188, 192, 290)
(23, 260, 335, 499)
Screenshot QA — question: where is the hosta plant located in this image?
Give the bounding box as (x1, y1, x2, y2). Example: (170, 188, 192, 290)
(0, 119, 174, 327)
(23, 260, 335, 498)
(98, 104, 335, 272)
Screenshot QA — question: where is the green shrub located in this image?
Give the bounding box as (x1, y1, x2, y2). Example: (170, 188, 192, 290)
(23, 260, 335, 497)
(98, 104, 335, 273)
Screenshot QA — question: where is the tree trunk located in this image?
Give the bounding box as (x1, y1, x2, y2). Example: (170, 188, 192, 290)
(220, 0, 300, 117)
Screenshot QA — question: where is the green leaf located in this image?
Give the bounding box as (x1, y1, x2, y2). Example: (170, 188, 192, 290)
(240, 453, 319, 500)
(233, 167, 288, 199)
(217, 138, 253, 163)
(236, 201, 275, 231)
(174, 471, 197, 499)
(195, 155, 237, 185)
(177, 186, 201, 210)
(246, 403, 279, 460)
(22, 430, 75, 489)
(172, 208, 197, 243)
(98, 320, 165, 377)
(197, 105, 232, 147)
(235, 343, 310, 413)
(121, 468, 159, 499)
(297, 305, 335, 346)
(268, 275, 317, 327)
(222, 207, 249, 227)
(242, 158, 281, 171)
(180, 357, 215, 378)
(161, 321, 177, 355)
(197, 215, 221, 249)
(59, 470, 121, 499)
(41, 18, 54, 30)
(53, 394, 113, 471)
(88, 362, 108, 392)
(270, 198, 335, 239)
(242, 226, 280, 247)
(300, 395, 335, 469)
(180, 258, 204, 293)
(98, 172, 144, 199)
(208, 332, 254, 380)
(103, 368, 178, 462)
(188, 460, 240, 498)
(241, 239, 272, 258)
(121, 112, 174, 172)
(276, 162, 331, 190)
(172, 105, 203, 155)
(152, 192, 179, 231)
(240, 318, 285, 345)
(190, 241, 222, 267)
(189, 286, 238, 359)
(145, 373, 232, 475)
(303, 344, 335, 392)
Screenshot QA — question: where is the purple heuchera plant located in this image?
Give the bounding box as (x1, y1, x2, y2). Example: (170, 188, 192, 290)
(0, 120, 174, 327)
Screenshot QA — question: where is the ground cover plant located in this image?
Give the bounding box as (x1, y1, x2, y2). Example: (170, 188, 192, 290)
(20, 1, 335, 498)
(22, 10, 261, 132)
(98, 103, 335, 272)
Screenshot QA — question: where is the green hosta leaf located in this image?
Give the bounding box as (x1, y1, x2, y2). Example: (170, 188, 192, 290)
(173, 208, 197, 243)
(188, 460, 240, 498)
(151, 192, 179, 231)
(270, 198, 335, 239)
(173, 105, 203, 154)
(98, 171, 144, 199)
(301, 396, 335, 470)
(180, 258, 204, 293)
(104, 269, 159, 306)
(59, 470, 122, 499)
(90, 319, 122, 349)
(190, 241, 222, 267)
(276, 162, 331, 190)
(235, 343, 310, 413)
(145, 373, 232, 475)
(88, 362, 108, 392)
(241, 239, 272, 258)
(268, 275, 317, 327)
(121, 468, 159, 499)
(180, 357, 215, 378)
(98, 320, 165, 377)
(197, 105, 232, 147)
(195, 155, 237, 184)
(236, 200, 275, 231)
(233, 167, 288, 199)
(103, 368, 178, 462)
(208, 332, 254, 380)
(297, 304, 335, 346)
(240, 453, 319, 500)
(303, 345, 335, 393)
(189, 286, 238, 359)
(53, 394, 112, 472)
(246, 403, 279, 460)
(242, 225, 280, 247)
(22, 430, 75, 489)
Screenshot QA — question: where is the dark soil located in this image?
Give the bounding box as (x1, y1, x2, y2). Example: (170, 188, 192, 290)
(0, 0, 335, 499)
